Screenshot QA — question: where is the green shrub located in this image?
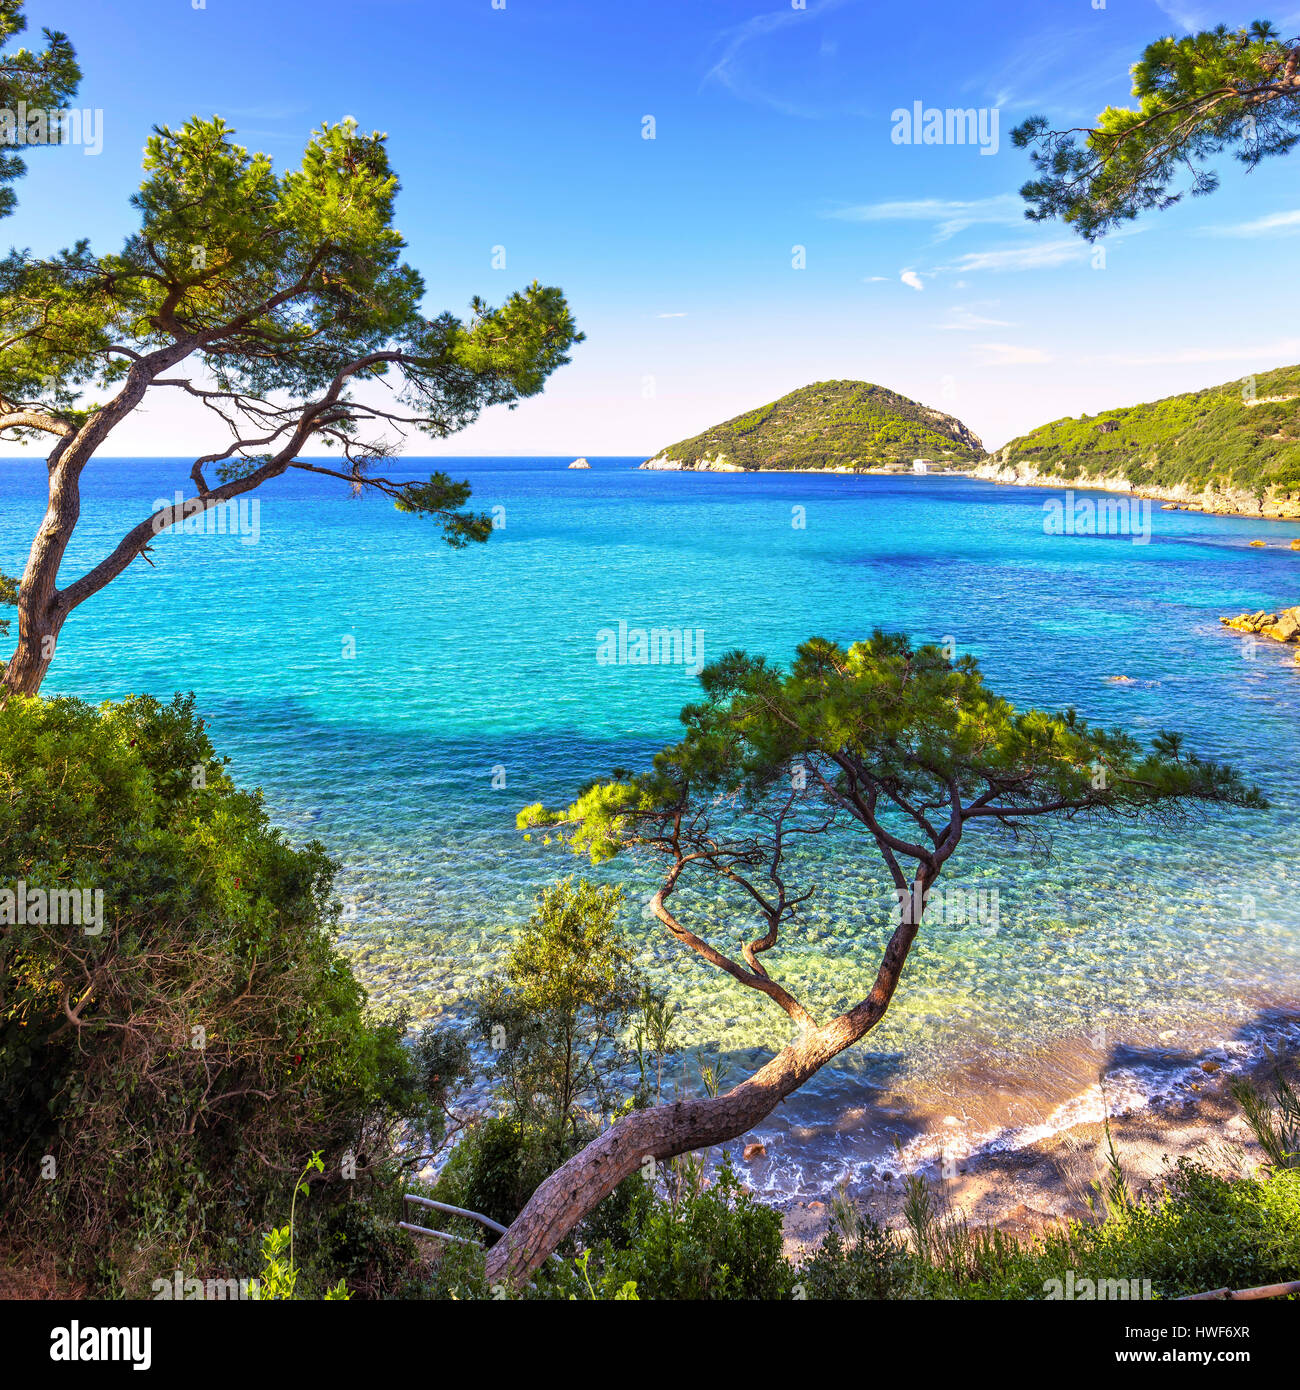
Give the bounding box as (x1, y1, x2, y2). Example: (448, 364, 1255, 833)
(893, 1161, 1300, 1301)
(433, 1114, 575, 1233)
(795, 1218, 912, 1300)
(597, 1155, 792, 1300)
(0, 692, 433, 1293)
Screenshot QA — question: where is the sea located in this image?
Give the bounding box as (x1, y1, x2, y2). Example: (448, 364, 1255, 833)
(5, 455, 1299, 1193)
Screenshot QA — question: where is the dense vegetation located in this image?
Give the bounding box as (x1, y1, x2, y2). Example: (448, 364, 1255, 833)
(650, 367, 1300, 500)
(0, 692, 443, 1297)
(431, 1077, 1300, 1303)
(1, 690, 1295, 1303)
(650, 380, 985, 470)
(424, 893, 1300, 1302)
(998, 364, 1300, 497)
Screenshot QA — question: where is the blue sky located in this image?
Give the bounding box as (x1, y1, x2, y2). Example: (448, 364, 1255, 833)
(5, 0, 1300, 455)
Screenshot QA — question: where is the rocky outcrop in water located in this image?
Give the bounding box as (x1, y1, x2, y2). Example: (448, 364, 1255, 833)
(1220, 606, 1300, 662)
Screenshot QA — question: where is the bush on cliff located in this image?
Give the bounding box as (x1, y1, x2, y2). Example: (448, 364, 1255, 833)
(0, 692, 435, 1294)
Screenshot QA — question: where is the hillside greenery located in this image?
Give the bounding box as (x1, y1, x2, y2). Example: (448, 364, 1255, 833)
(0, 692, 444, 1296)
(652, 380, 985, 471)
(1000, 364, 1300, 497)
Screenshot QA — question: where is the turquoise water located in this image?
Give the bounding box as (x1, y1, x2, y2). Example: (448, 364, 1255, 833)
(5, 457, 1300, 1190)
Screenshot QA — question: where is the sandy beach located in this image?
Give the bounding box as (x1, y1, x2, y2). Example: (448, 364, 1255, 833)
(780, 1046, 1299, 1257)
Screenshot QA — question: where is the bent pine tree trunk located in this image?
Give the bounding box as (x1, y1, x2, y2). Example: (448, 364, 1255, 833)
(2, 461, 79, 696)
(482, 916, 918, 1287)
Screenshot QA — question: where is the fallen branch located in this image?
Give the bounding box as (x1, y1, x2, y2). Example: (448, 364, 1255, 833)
(1179, 1279, 1300, 1301)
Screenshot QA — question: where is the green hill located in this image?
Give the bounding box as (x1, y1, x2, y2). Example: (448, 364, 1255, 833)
(644, 380, 984, 471)
(997, 365, 1300, 498)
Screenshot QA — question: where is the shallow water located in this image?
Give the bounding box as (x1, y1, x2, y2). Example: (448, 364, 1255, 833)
(6, 456, 1299, 1187)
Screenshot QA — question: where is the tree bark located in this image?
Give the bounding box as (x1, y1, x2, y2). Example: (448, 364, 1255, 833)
(481, 914, 919, 1288)
(2, 457, 78, 696)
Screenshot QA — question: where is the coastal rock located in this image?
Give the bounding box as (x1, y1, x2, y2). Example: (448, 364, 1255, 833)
(742, 1142, 766, 1161)
(1220, 605, 1300, 651)
(568, 458, 590, 469)
(1219, 610, 1277, 634)
(971, 457, 1300, 522)
(639, 453, 745, 472)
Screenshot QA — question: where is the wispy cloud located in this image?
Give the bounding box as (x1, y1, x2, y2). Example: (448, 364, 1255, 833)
(1152, 1, 1212, 33)
(941, 303, 1013, 331)
(1202, 209, 1300, 238)
(702, 0, 858, 118)
(1084, 339, 1300, 368)
(973, 28, 1137, 114)
(655, 312, 688, 318)
(973, 342, 1053, 366)
(826, 194, 1024, 242)
(944, 239, 1091, 273)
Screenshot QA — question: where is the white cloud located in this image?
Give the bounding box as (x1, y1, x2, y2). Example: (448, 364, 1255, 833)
(655, 312, 688, 318)
(973, 342, 1053, 366)
(945, 239, 1091, 273)
(900, 269, 925, 291)
(826, 194, 1024, 242)
(1202, 209, 1300, 238)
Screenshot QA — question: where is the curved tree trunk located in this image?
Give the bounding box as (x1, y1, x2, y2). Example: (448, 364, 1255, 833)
(482, 916, 919, 1288)
(2, 460, 78, 697)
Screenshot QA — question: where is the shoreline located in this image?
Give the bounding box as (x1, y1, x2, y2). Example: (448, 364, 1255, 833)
(967, 461, 1300, 524)
(637, 457, 1300, 524)
(777, 1026, 1300, 1257)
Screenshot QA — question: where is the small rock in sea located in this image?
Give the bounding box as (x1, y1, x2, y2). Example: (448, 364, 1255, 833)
(1106, 675, 1135, 684)
(1200, 1060, 1221, 1074)
(1292, 539, 1300, 550)
(742, 1142, 766, 1161)
(1250, 540, 1266, 547)
(808, 1200, 825, 1211)
(880, 1171, 894, 1182)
